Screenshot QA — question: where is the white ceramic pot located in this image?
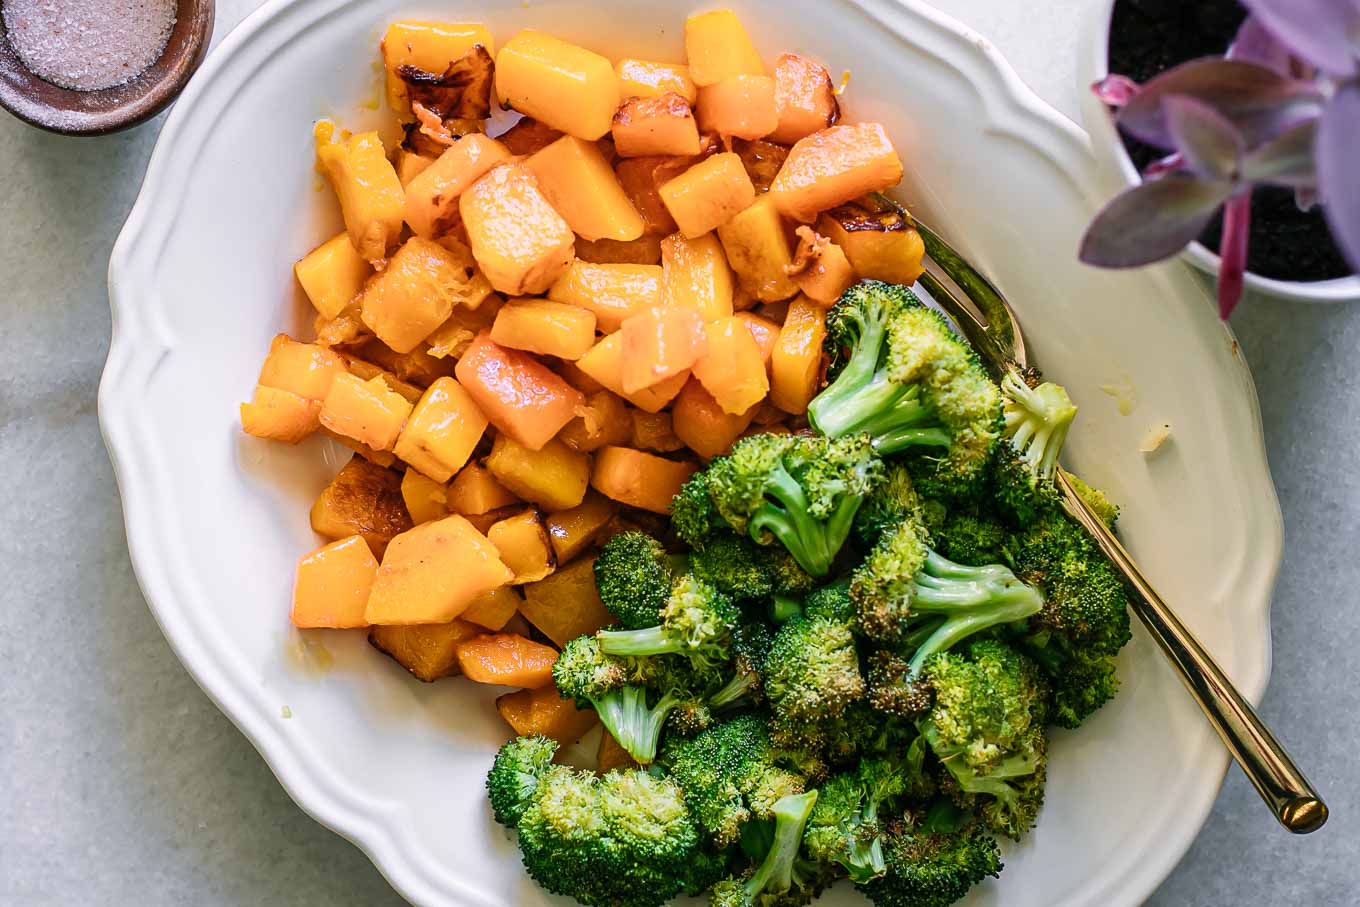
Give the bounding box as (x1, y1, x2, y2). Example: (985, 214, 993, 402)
(1079, 0, 1360, 304)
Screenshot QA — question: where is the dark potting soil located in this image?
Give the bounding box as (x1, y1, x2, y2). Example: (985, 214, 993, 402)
(1108, 0, 1353, 282)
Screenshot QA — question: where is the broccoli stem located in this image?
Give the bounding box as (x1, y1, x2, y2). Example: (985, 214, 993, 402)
(596, 625, 683, 658)
(743, 791, 819, 899)
(768, 594, 803, 624)
(708, 673, 756, 710)
(810, 374, 952, 455)
(593, 685, 681, 765)
(748, 465, 863, 577)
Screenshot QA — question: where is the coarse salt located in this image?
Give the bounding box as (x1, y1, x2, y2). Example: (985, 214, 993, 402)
(3, 0, 177, 92)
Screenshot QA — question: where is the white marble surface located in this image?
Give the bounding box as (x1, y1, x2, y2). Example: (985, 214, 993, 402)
(1, 0, 1356, 904)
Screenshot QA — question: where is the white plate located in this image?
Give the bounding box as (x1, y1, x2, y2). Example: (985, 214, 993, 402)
(100, 0, 1282, 904)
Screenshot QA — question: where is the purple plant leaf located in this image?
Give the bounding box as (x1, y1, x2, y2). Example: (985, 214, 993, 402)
(1080, 177, 1233, 269)
(1227, 15, 1296, 76)
(1239, 0, 1360, 77)
(1316, 80, 1360, 273)
(1163, 95, 1244, 181)
(1092, 74, 1141, 108)
(1118, 60, 1324, 150)
(1241, 119, 1318, 187)
(1217, 194, 1252, 319)
(1144, 151, 1186, 178)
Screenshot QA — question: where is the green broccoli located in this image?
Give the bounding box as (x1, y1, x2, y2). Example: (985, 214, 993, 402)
(807, 282, 1001, 480)
(803, 755, 929, 883)
(765, 616, 866, 738)
(802, 581, 855, 625)
(661, 715, 807, 847)
(856, 804, 1003, 907)
(701, 433, 884, 577)
(930, 509, 1009, 567)
(690, 532, 818, 601)
(993, 374, 1076, 519)
(594, 531, 678, 629)
(708, 621, 775, 710)
(672, 466, 724, 547)
(486, 734, 559, 827)
(708, 791, 824, 907)
(597, 574, 739, 670)
(1067, 472, 1120, 529)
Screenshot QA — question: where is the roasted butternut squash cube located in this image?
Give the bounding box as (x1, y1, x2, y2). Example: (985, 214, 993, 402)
(400, 468, 450, 524)
(817, 201, 926, 285)
(616, 59, 697, 103)
(392, 377, 489, 482)
(734, 312, 779, 365)
(659, 152, 756, 238)
(241, 385, 321, 444)
(520, 557, 616, 646)
(555, 358, 608, 394)
(660, 232, 735, 321)
(548, 261, 662, 333)
(456, 632, 558, 687)
(291, 536, 379, 628)
(545, 493, 619, 562)
(496, 30, 619, 140)
(629, 409, 685, 453)
(717, 195, 798, 302)
(486, 433, 591, 511)
(575, 234, 664, 265)
(770, 53, 840, 145)
(672, 378, 756, 459)
(320, 373, 414, 452)
(696, 75, 778, 140)
(770, 296, 827, 414)
(692, 317, 770, 414)
(295, 233, 372, 320)
(315, 125, 405, 261)
(590, 446, 697, 514)
(360, 237, 473, 354)
(788, 225, 855, 304)
(612, 93, 702, 158)
(619, 306, 707, 394)
(336, 352, 426, 404)
(314, 301, 367, 348)
(382, 21, 494, 116)
(351, 339, 458, 390)
(448, 462, 521, 514)
(460, 163, 576, 295)
(455, 332, 584, 450)
(365, 514, 513, 625)
(403, 134, 512, 239)
(462, 505, 525, 536)
(490, 298, 597, 360)
(395, 149, 437, 187)
(732, 138, 789, 193)
(497, 683, 599, 743)
(496, 116, 564, 155)
(770, 123, 904, 222)
(575, 333, 689, 413)
(257, 334, 348, 402)
(615, 157, 680, 236)
(558, 391, 632, 454)
(460, 584, 523, 631)
(487, 508, 557, 584)
(684, 9, 764, 86)
(310, 456, 413, 557)
(424, 294, 503, 360)
(525, 136, 645, 242)
(370, 619, 482, 681)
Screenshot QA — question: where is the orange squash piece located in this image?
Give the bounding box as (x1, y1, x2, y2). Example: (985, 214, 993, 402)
(576, 235, 664, 266)
(294, 233, 371, 320)
(769, 122, 904, 222)
(630, 410, 685, 453)
(525, 135, 645, 242)
(460, 584, 523, 631)
(616, 59, 697, 103)
(575, 333, 689, 413)
(310, 456, 413, 557)
(659, 152, 756, 238)
(381, 22, 494, 116)
(403, 134, 512, 239)
(485, 433, 592, 511)
(545, 493, 619, 562)
(734, 312, 779, 365)
(315, 124, 405, 261)
(241, 385, 321, 444)
(619, 306, 707, 394)
(456, 633, 559, 687)
(672, 378, 756, 459)
(395, 149, 437, 187)
(787, 225, 855, 305)
(320, 373, 414, 452)
(558, 390, 633, 454)
(548, 261, 662, 333)
(496, 116, 565, 155)
(369, 619, 483, 681)
(460, 163, 576, 295)
(487, 508, 557, 584)
(590, 446, 697, 513)
(770, 53, 840, 145)
(496, 31, 619, 140)
(615, 157, 681, 236)
(257, 334, 348, 402)
(716, 195, 798, 302)
(291, 536, 379, 629)
(696, 75, 778, 140)
(497, 683, 599, 743)
(612, 93, 702, 158)
(490, 297, 598, 360)
(424, 294, 504, 361)
(392, 377, 489, 482)
(454, 332, 584, 450)
(660, 232, 735, 321)
(360, 237, 477, 354)
(684, 10, 764, 86)
(520, 557, 617, 646)
(448, 462, 521, 514)
(692, 317, 770, 414)
(817, 201, 926, 285)
(769, 296, 827, 414)
(365, 514, 514, 625)
(400, 468, 450, 524)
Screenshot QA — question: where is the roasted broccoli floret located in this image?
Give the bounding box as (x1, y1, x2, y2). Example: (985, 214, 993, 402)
(708, 791, 824, 907)
(690, 532, 818, 601)
(807, 282, 1001, 480)
(672, 466, 725, 547)
(802, 581, 855, 625)
(804, 755, 928, 883)
(597, 574, 739, 671)
(595, 531, 678, 629)
(990, 373, 1077, 523)
(1067, 472, 1119, 529)
(929, 509, 1009, 567)
(765, 616, 866, 740)
(701, 433, 884, 577)
(856, 805, 1003, 907)
(709, 621, 775, 710)
(486, 734, 559, 827)
(661, 715, 807, 847)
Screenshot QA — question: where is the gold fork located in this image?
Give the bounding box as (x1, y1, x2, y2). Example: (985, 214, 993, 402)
(890, 203, 1327, 834)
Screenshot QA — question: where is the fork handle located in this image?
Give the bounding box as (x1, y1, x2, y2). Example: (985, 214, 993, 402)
(1055, 471, 1327, 833)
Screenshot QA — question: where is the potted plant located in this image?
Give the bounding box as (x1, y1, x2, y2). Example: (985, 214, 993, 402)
(1079, 0, 1360, 316)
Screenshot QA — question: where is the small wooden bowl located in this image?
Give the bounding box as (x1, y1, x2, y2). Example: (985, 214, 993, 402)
(0, 0, 214, 135)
